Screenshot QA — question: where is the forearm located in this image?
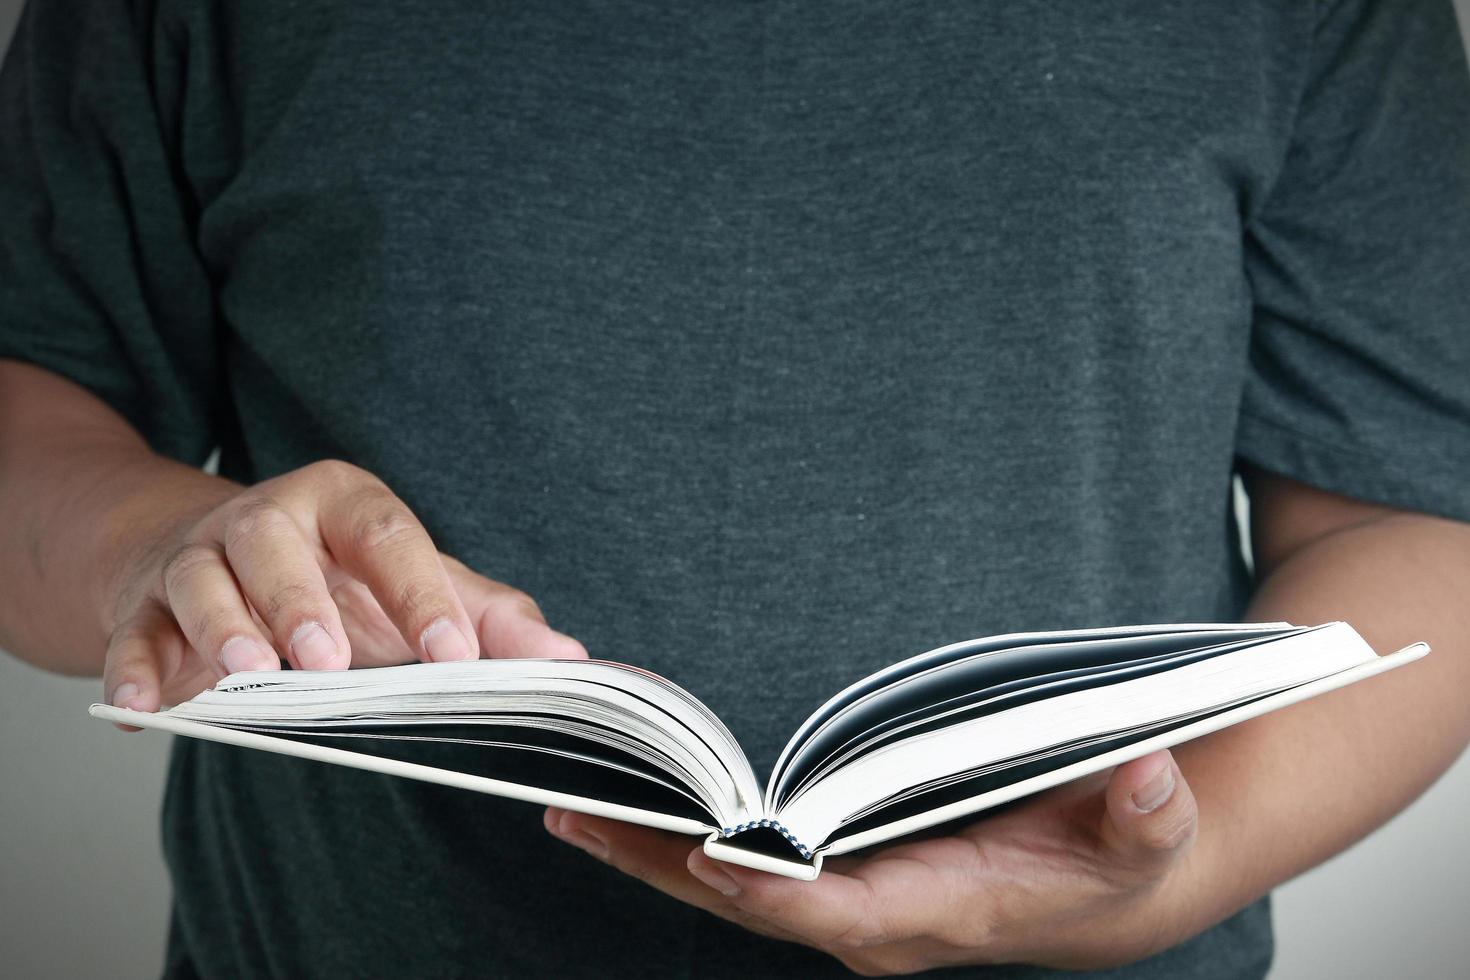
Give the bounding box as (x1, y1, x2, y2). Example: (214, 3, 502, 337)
(0, 360, 234, 673)
(1166, 511, 1470, 942)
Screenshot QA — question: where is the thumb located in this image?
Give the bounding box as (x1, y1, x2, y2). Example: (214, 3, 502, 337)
(1099, 750, 1198, 878)
(444, 559, 588, 660)
(101, 601, 179, 731)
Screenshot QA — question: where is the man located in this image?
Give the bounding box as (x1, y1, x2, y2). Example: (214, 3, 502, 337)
(2, 1, 1468, 977)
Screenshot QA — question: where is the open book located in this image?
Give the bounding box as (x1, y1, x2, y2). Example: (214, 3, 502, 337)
(91, 621, 1425, 879)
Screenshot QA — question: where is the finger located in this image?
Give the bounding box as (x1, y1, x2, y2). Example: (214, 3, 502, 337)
(543, 809, 807, 945)
(102, 602, 179, 730)
(445, 558, 587, 660)
(161, 536, 283, 676)
(314, 479, 479, 663)
(544, 808, 724, 907)
(549, 808, 928, 952)
(688, 844, 963, 952)
(219, 497, 348, 670)
(1100, 750, 1199, 877)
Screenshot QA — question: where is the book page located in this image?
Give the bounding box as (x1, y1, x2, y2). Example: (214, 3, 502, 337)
(767, 623, 1297, 803)
(163, 658, 764, 831)
(774, 623, 1374, 850)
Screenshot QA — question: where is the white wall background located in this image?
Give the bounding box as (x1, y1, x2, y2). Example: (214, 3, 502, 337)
(1, 2, 1468, 977)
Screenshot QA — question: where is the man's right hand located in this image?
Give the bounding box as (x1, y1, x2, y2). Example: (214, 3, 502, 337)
(101, 458, 586, 723)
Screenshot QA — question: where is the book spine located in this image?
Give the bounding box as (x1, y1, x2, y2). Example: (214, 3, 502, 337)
(718, 818, 812, 860)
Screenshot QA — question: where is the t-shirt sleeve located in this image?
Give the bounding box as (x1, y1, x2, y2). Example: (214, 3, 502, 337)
(1236, 0, 1470, 522)
(0, 0, 220, 464)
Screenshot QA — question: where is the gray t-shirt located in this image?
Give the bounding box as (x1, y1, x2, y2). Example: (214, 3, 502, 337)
(4, 1, 1469, 977)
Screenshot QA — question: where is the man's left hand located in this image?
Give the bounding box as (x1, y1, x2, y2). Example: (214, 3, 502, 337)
(545, 749, 1204, 975)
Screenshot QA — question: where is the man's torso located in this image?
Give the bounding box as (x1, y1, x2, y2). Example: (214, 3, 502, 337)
(158, 3, 1301, 975)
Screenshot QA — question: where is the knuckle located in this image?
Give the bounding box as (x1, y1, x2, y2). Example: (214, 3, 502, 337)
(825, 878, 896, 952)
(947, 920, 993, 952)
(223, 497, 295, 552)
(348, 504, 424, 556)
(388, 576, 448, 625)
(260, 580, 323, 624)
(828, 910, 888, 952)
(1141, 806, 1197, 854)
(302, 458, 370, 489)
(108, 608, 161, 656)
(505, 589, 545, 621)
(183, 604, 238, 649)
(160, 542, 219, 592)
(932, 906, 991, 951)
(741, 884, 803, 925)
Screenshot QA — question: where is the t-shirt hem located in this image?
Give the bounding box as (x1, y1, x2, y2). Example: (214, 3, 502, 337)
(1235, 410, 1470, 526)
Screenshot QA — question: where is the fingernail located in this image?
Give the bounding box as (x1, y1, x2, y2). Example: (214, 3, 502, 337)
(290, 622, 343, 670)
(422, 618, 474, 662)
(551, 812, 608, 860)
(1132, 762, 1176, 813)
(689, 859, 742, 897)
(111, 682, 145, 711)
(220, 636, 278, 674)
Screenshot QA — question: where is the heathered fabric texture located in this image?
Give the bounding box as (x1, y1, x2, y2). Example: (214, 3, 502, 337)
(3, 1, 1470, 977)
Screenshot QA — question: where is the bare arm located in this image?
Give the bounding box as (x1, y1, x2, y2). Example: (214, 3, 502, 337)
(1164, 469, 1470, 946)
(0, 359, 234, 674)
(0, 359, 584, 706)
